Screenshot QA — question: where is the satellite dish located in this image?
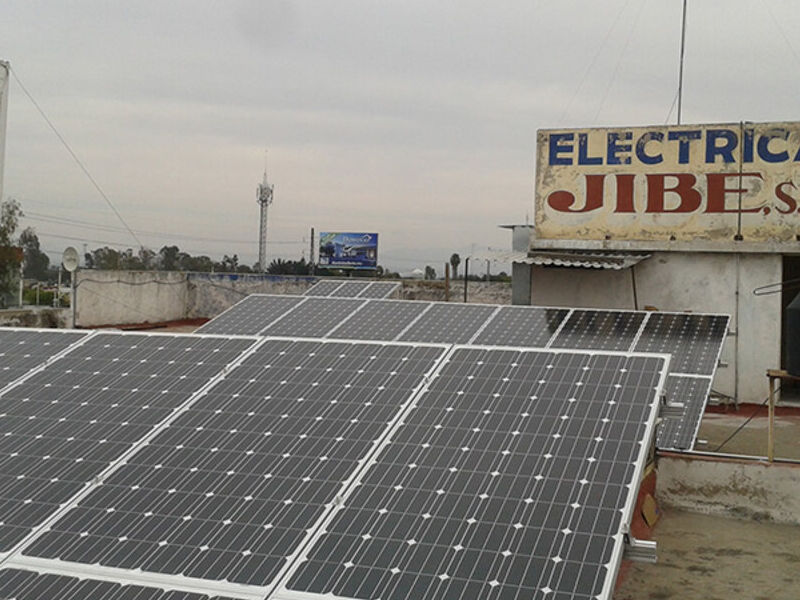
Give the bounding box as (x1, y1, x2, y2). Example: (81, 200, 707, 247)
(62, 247, 79, 272)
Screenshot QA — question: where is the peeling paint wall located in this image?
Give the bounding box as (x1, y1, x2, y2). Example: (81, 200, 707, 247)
(657, 454, 800, 525)
(75, 270, 189, 327)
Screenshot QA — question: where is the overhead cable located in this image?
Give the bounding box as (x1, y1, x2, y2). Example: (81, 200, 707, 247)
(9, 65, 144, 248)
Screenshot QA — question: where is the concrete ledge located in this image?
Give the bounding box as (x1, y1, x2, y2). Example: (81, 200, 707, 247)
(657, 451, 800, 524)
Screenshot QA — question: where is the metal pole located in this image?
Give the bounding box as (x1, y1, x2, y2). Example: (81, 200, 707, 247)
(309, 227, 315, 275)
(445, 263, 450, 301)
(18, 262, 23, 307)
(71, 268, 78, 329)
(677, 0, 687, 125)
(56, 267, 62, 307)
(463, 258, 470, 303)
(767, 375, 775, 462)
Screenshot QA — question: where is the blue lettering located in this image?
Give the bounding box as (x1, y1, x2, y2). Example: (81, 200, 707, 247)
(667, 130, 701, 163)
(705, 129, 738, 163)
(743, 128, 754, 163)
(607, 132, 632, 165)
(635, 132, 663, 165)
(577, 133, 602, 165)
(549, 133, 574, 165)
(758, 129, 789, 163)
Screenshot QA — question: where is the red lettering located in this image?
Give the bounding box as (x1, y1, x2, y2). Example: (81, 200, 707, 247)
(775, 181, 798, 214)
(614, 174, 635, 213)
(645, 174, 701, 213)
(706, 172, 764, 213)
(547, 174, 605, 212)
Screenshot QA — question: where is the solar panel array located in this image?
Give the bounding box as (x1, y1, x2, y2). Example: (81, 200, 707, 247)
(0, 568, 239, 600)
(281, 348, 667, 600)
(198, 296, 729, 450)
(0, 326, 669, 600)
(0, 333, 257, 554)
(303, 280, 400, 299)
(0, 329, 89, 389)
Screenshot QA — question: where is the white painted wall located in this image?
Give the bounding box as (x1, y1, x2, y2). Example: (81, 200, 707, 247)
(528, 252, 783, 403)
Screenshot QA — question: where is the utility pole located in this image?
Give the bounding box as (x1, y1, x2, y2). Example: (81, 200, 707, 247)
(309, 227, 315, 276)
(257, 152, 274, 272)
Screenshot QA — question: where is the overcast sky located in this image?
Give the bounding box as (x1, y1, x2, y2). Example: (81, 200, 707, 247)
(2, 1, 800, 272)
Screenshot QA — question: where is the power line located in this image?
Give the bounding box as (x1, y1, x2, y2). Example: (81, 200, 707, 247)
(9, 65, 144, 248)
(22, 211, 304, 245)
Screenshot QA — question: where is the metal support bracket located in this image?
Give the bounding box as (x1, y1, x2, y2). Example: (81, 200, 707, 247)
(659, 393, 684, 419)
(623, 534, 657, 563)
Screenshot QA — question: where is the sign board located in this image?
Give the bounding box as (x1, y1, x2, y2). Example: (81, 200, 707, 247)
(535, 122, 800, 245)
(318, 232, 378, 269)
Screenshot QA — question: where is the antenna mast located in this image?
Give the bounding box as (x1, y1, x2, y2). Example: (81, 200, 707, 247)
(257, 151, 274, 272)
(677, 0, 687, 125)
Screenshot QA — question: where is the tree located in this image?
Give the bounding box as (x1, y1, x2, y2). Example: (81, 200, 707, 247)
(158, 245, 180, 271)
(449, 253, 461, 279)
(424, 265, 436, 280)
(0, 200, 24, 303)
(19, 228, 50, 280)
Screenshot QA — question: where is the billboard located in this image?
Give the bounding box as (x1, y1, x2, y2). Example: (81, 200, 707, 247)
(535, 121, 800, 245)
(318, 232, 378, 269)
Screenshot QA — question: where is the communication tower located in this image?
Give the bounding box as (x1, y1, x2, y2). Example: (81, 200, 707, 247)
(257, 156, 274, 272)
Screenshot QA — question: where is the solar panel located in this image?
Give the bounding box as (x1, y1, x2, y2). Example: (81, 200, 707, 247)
(634, 313, 729, 375)
(0, 329, 89, 390)
(304, 281, 346, 296)
(23, 339, 448, 588)
(551, 310, 647, 351)
(328, 300, 431, 341)
(262, 297, 365, 337)
(397, 304, 499, 344)
(473, 306, 569, 347)
(656, 375, 713, 450)
(0, 333, 256, 553)
(281, 347, 668, 600)
(197, 295, 305, 335)
(0, 568, 239, 600)
(330, 281, 372, 298)
(358, 282, 400, 299)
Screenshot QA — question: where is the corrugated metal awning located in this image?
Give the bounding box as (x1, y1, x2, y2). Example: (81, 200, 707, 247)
(469, 250, 651, 270)
(518, 250, 651, 270)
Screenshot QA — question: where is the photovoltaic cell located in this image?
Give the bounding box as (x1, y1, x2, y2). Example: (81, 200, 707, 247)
(304, 281, 346, 297)
(0, 333, 255, 552)
(634, 313, 729, 375)
(551, 310, 647, 352)
(0, 568, 239, 600)
(284, 348, 667, 600)
(398, 304, 499, 344)
(657, 375, 713, 450)
(358, 282, 400, 299)
(0, 329, 88, 389)
(328, 301, 431, 341)
(197, 295, 305, 335)
(25, 339, 446, 587)
(263, 297, 365, 338)
(331, 282, 372, 298)
(473, 307, 568, 347)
